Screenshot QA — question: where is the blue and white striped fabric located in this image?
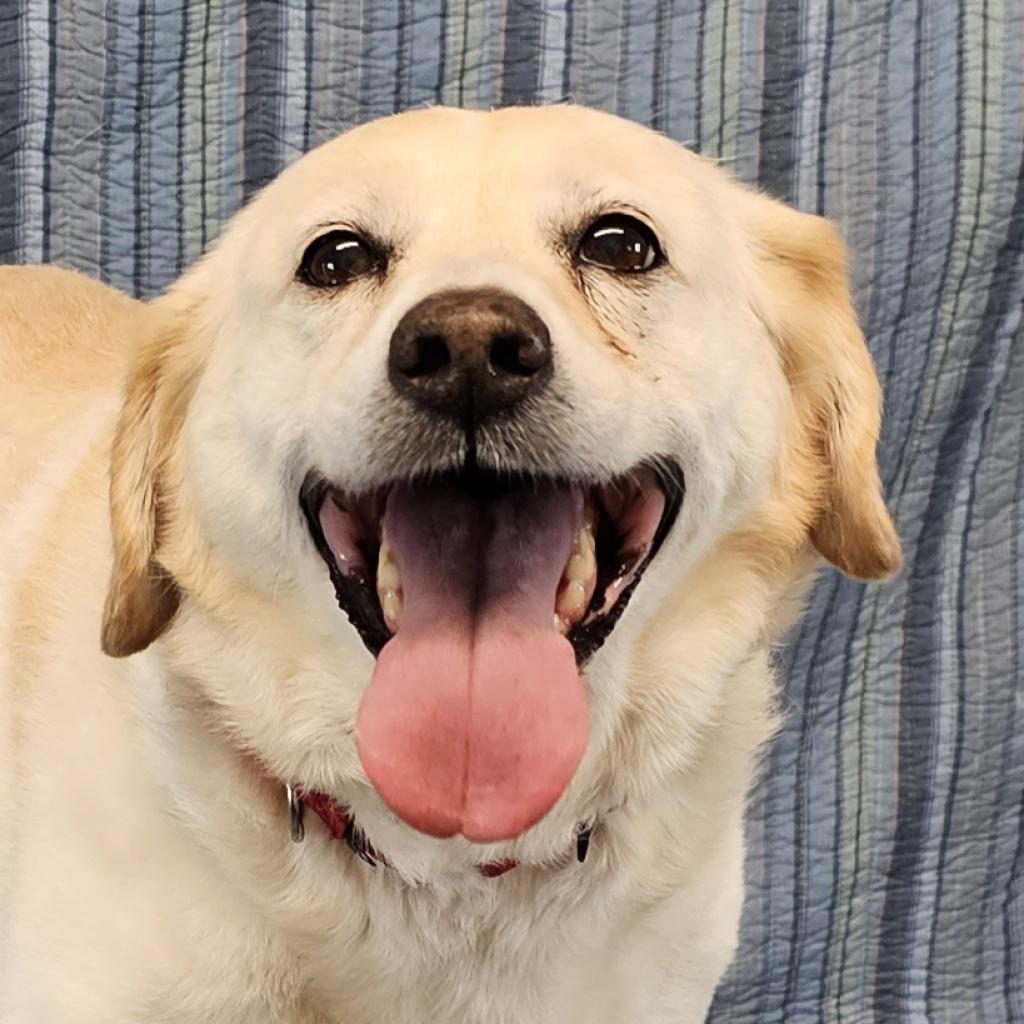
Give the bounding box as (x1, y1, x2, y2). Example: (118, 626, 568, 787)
(1, 2, 1021, 1020)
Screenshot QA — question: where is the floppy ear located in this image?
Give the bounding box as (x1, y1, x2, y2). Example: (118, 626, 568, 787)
(746, 197, 901, 580)
(101, 303, 200, 657)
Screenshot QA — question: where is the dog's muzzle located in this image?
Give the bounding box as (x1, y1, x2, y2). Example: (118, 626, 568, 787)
(298, 287, 685, 843)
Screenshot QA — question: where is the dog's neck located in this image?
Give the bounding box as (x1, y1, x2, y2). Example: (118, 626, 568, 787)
(144, 660, 620, 889)
(288, 783, 598, 878)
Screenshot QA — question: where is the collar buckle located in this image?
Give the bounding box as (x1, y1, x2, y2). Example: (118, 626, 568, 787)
(576, 821, 594, 863)
(286, 784, 305, 843)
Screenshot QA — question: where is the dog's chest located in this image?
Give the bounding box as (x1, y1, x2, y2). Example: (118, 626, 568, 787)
(300, 870, 630, 1024)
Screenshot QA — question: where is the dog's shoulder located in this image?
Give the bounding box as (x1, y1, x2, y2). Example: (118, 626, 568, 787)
(0, 265, 143, 404)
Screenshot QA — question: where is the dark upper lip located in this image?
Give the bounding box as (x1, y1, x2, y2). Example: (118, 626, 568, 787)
(299, 460, 684, 666)
(300, 472, 392, 655)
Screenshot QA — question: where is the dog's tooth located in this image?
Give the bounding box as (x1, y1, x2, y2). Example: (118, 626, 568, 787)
(579, 524, 595, 556)
(381, 589, 403, 632)
(378, 560, 400, 593)
(377, 532, 401, 592)
(565, 520, 597, 584)
(575, 513, 596, 555)
(553, 517, 598, 630)
(376, 529, 403, 630)
(557, 580, 587, 620)
(566, 542, 596, 584)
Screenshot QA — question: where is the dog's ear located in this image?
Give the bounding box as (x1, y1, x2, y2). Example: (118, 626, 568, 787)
(101, 301, 201, 657)
(746, 196, 901, 580)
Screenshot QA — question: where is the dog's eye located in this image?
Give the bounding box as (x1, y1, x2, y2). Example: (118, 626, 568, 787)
(577, 214, 663, 273)
(298, 231, 383, 288)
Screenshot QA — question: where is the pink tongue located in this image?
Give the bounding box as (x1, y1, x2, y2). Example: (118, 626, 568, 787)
(356, 480, 588, 842)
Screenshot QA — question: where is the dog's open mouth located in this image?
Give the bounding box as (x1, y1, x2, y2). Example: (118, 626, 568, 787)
(300, 462, 682, 842)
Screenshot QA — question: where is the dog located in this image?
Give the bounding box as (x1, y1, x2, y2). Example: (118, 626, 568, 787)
(0, 105, 899, 1023)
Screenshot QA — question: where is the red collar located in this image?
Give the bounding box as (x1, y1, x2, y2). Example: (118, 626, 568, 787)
(288, 787, 593, 877)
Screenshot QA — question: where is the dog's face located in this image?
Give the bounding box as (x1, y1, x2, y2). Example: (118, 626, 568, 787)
(101, 106, 899, 850)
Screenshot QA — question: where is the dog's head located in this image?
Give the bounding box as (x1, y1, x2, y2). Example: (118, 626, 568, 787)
(100, 106, 899, 846)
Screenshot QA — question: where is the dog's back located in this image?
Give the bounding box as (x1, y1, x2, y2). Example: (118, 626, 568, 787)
(0, 266, 141, 491)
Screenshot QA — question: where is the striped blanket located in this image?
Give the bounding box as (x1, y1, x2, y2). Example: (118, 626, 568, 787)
(1, 2, 1021, 1020)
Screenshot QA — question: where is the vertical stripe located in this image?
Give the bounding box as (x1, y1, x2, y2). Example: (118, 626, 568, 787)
(281, 0, 309, 164)
(813, 0, 835, 215)
(303, 0, 314, 151)
(824, 6, 922, 1010)
(0, 4, 21, 262)
(561, 0, 574, 101)
(502, 0, 543, 104)
(242, 0, 283, 198)
(47, 2, 107, 279)
(875, 0, 925, 392)
(649, 0, 670, 131)
(733, 1, 766, 182)
(621, 0, 658, 126)
(132, 1, 147, 296)
(1005, 785, 1024, 1018)
(816, 0, 915, 961)
(406, 2, 445, 109)
(566, 0, 619, 114)
(175, 0, 190, 275)
(925, 2, 999, 1009)
(455, 0, 471, 107)
(394, 0, 409, 113)
(694, 0, 707, 151)
(716, 0, 730, 157)
(877, 5, 1010, 1010)
(538, 0, 567, 103)
(998, 331, 1024, 1020)
(879, 3, 961, 500)
(97, 0, 116, 281)
(757, 0, 801, 199)
(19, 0, 50, 264)
(928, 99, 1023, 1016)
(39, 0, 57, 260)
(657, 0, 698, 152)
(972, 310, 1024, 1023)
(144, 3, 186, 294)
(466, 2, 498, 109)
(872, 0, 969, 1000)
(435, 0, 449, 103)
(778, 605, 825, 1015)
(200, 0, 215, 245)
(99, 0, 143, 290)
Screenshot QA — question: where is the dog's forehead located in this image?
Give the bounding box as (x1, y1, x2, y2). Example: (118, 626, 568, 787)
(266, 106, 712, 234)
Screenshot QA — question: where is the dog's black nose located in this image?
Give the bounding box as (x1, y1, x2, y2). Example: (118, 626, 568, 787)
(388, 288, 552, 425)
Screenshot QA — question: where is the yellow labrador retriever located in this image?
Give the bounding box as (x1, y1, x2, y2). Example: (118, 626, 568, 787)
(0, 105, 899, 1023)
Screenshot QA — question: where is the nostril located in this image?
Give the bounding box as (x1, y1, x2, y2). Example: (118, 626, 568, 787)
(489, 333, 546, 377)
(402, 334, 451, 379)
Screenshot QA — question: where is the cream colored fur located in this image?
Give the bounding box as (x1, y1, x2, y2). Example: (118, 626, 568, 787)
(0, 106, 898, 1023)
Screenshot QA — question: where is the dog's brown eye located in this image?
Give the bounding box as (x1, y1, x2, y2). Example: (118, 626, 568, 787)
(298, 231, 382, 288)
(577, 214, 663, 273)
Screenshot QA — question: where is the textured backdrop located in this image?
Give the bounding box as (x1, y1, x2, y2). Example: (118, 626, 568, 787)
(1, 1, 1022, 1021)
